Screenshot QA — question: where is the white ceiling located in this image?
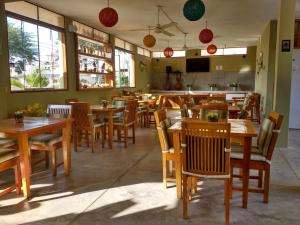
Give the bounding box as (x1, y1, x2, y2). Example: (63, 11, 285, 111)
(27, 0, 300, 51)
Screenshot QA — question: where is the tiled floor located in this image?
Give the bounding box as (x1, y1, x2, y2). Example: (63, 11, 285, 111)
(0, 126, 300, 225)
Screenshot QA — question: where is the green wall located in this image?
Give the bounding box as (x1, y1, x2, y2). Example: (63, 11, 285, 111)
(152, 46, 257, 73)
(255, 21, 277, 116)
(0, 4, 151, 117)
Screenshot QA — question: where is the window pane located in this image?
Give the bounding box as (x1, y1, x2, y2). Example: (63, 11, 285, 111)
(137, 47, 144, 55)
(125, 42, 133, 52)
(152, 52, 163, 58)
(224, 48, 247, 55)
(144, 49, 151, 57)
(173, 50, 186, 57)
(94, 30, 109, 43)
(7, 16, 67, 92)
(5, 1, 38, 20)
(73, 21, 93, 38)
(38, 26, 66, 89)
(115, 38, 124, 48)
(38, 8, 64, 28)
(8, 17, 39, 91)
(115, 49, 135, 88)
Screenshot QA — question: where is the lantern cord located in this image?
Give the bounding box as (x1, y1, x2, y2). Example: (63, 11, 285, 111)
(108, 0, 110, 7)
(205, 20, 207, 28)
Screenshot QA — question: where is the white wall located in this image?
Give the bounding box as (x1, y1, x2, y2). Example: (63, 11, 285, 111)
(289, 49, 300, 129)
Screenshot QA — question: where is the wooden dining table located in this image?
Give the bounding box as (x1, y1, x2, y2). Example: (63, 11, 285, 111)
(191, 104, 241, 119)
(90, 105, 125, 149)
(0, 117, 72, 198)
(168, 118, 257, 208)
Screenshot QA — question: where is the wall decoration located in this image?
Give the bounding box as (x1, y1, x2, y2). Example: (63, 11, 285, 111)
(99, 0, 118, 27)
(139, 61, 146, 72)
(164, 47, 174, 58)
(183, 0, 205, 21)
(282, 40, 291, 52)
(143, 34, 156, 48)
(207, 44, 217, 54)
(256, 51, 265, 74)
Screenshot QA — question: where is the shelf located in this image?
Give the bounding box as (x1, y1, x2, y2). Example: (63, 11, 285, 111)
(79, 71, 113, 75)
(79, 86, 114, 91)
(78, 52, 112, 61)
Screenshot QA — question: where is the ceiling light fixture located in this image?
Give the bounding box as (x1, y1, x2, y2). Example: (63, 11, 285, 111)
(207, 44, 217, 55)
(143, 27, 156, 48)
(99, 0, 118, 27)
(164, 41, 174, 58)
(199, 21, 214, 44)
(183, 0, 205, 21)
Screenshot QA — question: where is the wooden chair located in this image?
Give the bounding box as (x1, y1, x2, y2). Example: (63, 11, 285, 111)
(180, 104, 190, 118)
(146, 96, 159, 127)
(65, 98, 79, 104)
(181, 120, 231, 225)
(30, 104, 72, 176)
(230, 111, 283, 203)
(207, 94, 226, 102)
(191, 103, 228, 120)
(113, 100, 137, 148)
(154, 109, 176, 188)
(0, 148, 21, 197)
(72, 102, 105, 152)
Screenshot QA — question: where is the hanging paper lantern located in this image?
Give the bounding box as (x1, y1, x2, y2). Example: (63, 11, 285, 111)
(99, 7, 118, 27)
(199, 28, 213, 44)
(207, 44, 217, 54)
(143, 34, 156, 48)
(183, 0, 205, 21)
(164, 47, 174, 58)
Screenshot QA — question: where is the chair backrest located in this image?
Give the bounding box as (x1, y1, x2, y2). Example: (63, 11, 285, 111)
(154, 110, 172, 151)
(258, 112, 283, 161)
(198, 103, 228, 120)
(154, 109, 167, 127)
(47, 104, 72, 119)
(181, 119, 231, 177)
(180, 104, 189, 118)
(71, 102, 93, 130)
(65, 98, 79, 104)
(124, 100, 137, 124)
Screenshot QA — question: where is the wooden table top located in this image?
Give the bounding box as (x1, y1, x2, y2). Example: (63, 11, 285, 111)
(0, 117, 71, 134)
(168, 118, 257, 138)
(90, 105, 125, 112)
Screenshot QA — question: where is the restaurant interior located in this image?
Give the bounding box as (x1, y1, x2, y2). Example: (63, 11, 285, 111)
(0, 0, 300, 224)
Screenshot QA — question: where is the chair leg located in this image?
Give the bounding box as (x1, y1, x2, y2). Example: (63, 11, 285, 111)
(50, 147, 57, 176)
(258, 169, 263, 188)
(124, 127, 128, 148)
(101, 126, 105, 148)
(263, 166, 270, 203)
(45, 151, 50, 168)
(132, 125, 135, 144)
(74, 131, 78, 152)
(224, 179, 230, 225)
(14, 159, 21, 195)
(230, 166, 233, 199)
(91, 130, 96, 153)
(168, 160, 173, 177)
(162, 154, 167, 188)
(182, 174, 188, 219)
(85, 130, 90, 147)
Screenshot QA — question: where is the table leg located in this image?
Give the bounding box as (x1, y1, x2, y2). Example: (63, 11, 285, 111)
(242, 136, 252, 208)
(108, 111, 113, 149)
(63, 121, 71, 176)
(173, 132, 182, 199)
(18, 133, 31, 197)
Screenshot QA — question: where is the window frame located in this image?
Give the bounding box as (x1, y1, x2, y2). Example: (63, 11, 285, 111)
(114, 47, 135, 89)
(5, 11, 68, 93)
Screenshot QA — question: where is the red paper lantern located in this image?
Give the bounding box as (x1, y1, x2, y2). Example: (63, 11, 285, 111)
(164, 47, 174, 58)
(207, 44, 217, 54)
(143, 34, 156, 48)
(99, 7, 118, 27)
(199, 28, 213, 44)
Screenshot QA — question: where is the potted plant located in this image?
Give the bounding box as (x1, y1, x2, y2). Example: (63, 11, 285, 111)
(207, 112, 219, 122)
(229, 81, 239, 91)
(101, 100, 108, 108)
(14, 111, 24, 123)
(208, 83, 217, 91)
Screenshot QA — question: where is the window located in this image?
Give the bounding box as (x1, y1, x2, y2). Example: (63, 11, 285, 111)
(137, 47, 151, 57)
(7, 16, 67, 91)
(114, 37, 134, 51)
(201, 47, 247, 56)
(115, 48, 135, 88)
(152, 50, 186, 58)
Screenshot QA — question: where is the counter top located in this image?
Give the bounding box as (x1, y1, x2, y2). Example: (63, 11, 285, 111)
(150, 90, 252, 95)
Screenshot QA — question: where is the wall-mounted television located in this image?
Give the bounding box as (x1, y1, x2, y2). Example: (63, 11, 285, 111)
(186, 58, 210, 72)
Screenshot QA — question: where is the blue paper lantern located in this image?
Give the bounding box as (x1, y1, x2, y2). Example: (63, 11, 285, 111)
(183, 0, 205, 21)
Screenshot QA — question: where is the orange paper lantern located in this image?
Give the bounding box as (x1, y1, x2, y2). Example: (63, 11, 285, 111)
(207, 44, 217, 54)
(143, 34, 156, 48)
(164, 47, 174, 58)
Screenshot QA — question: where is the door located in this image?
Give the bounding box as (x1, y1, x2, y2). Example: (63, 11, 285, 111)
(289, 49, 300, 129)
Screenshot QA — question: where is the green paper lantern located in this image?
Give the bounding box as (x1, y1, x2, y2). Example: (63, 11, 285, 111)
(183, 0, 205, 21)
